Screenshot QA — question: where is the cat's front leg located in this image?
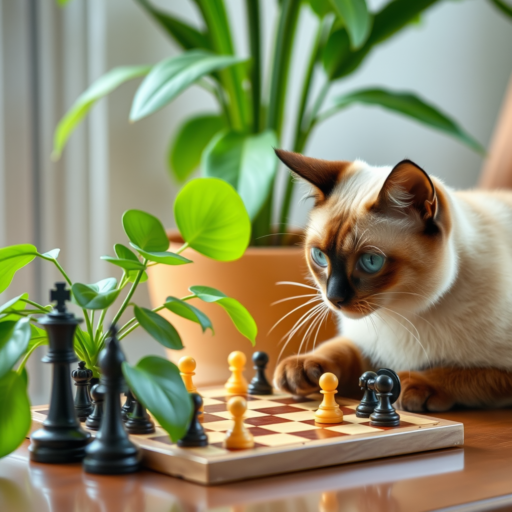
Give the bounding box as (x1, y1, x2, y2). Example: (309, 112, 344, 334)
(398, 367, 512, 412)
(273, 337, 365, 398)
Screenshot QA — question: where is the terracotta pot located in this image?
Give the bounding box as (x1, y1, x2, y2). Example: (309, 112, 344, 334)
(147, 232, 337, 386)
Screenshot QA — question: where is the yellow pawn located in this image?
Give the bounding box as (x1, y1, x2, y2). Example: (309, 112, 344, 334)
(225, 351, 248, 395)
(178, 356, 197, 392)
(314, 373, 343, 424)
(223, 396, 254, 450)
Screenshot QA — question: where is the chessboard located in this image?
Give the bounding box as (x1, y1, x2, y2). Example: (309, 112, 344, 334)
(30, 386, 463, 485)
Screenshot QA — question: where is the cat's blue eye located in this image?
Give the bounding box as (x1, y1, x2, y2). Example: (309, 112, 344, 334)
(311, 247, 328, 268)
(359, 253, 385, 274)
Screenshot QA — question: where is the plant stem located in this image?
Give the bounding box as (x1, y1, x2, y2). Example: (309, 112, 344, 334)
(118, 304, 166, 341)
(246, 0, 261, 133)
(175, 242, 189, 255)
(20, 298, 51, 312)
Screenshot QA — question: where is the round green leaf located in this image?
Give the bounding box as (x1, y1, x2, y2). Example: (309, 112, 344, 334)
(122, 357, 193, 442)
(174, 178, 250, 261)
(72, 278, 120, 310)
(0, 245, 38, 294)
(0, 319, 31, 380)
(114, 244, 149, 283)
(0, 370, 31, 458)
(130, 244, 192, 265)
(41, 248, 60, 260)
(100, 256, 146, 271)
(0, 294, 29, 316)
(164, 297, 212, 333)
(330, 0, 372, 50)
(122, 210, 169, 252)
(169, 114, 225, 182)
(134, 306, 183, 350)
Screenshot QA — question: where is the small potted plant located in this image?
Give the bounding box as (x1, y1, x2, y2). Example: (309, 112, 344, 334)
(0, 177, 255, 459)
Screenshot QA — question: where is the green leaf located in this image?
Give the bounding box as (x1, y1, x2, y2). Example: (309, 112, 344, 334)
(0, 294, 29, 316)
(134, 0, 210, 49)
(0, 245, 38, 294)
(190, 286, 256, 345)
(174, 178, 251, 261)
(202, 130, 278, 220)
(130, 245, 192, 266)
(72, 278, 120, 310)
(330, 0, 371, 49)
(113, 244, 149, 283)
(130, 50, 246, 121)
(100, 256, 146, 271)
(134, 306, 183, 350)
(0, 370, 31, 458)
(122, 210, 169, 252)
(28, 324, 48, 353)
(52, 66, 151, 160)
(0, 319, 31, 379)
(169, 114, 225, 182)
(322, 88, 485, 154)
(122, 357, 192, 442)
(322, 28, 352, 79)
(307, 0, 334, 17)
(489, 0, 512, 18)
(163, 297, 212, 333)
(41, 248, 60, 260)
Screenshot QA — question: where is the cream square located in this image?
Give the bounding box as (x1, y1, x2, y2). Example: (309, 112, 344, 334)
(202, 397, 223, 406)
(275, 411, 315, 421)
(343, 414, 373, 424)
(260, 422, 319, 434)
(255, 433, 305, 447)
(326, 424, 381, 435)
(399, 415, 439, 426)
(200, 388, 226, 398)
(208, 410, 268, 420)
(205, 431, 226, 443)
(204, 420, 255, 432)
(247, 400, 282, 410)
(288, 401, 321, 411)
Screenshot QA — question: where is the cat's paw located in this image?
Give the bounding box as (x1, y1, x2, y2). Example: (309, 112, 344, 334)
(274, 355, 337, 396)
(398, 371, 454, 412)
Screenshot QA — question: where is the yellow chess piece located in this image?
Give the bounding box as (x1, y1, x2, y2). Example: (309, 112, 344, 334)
(225, 351, 248, 394)
(178, 356, 197, 392)
(223, 396, 254, 450)
(314, 373, 343, 424)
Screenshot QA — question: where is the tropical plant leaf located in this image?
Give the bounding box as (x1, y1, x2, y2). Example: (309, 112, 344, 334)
(169, 114, 225, 182)
(0, 370, 31, 458)
(27, 324, 48, 353)
(122, 210, 169, 252)
(321, 88, 485, 154)
(0, 319, 31, 380)
(0, 294, 29, 316)
(130, 50, 246, 121)
(307, 0, 334, 17)
(174, 178, 251, 261)
(100, 256, 146, 271)
(134, 306, 183, 350)
(489, 0, 512, 18)
(202, 130, 278, 220)
(52, 66, 151, 160)
(0, 245, 38, 295)
(164, 297, 212, 333)
(190, 286, 256, 345)
(113, 244, 149, 283)
(41, 249, 60, 260)
(122, 357, 193, 442)
(130, 245, 192, 265)
(330, 0, 372, 49)
(72, 278, 120, 310)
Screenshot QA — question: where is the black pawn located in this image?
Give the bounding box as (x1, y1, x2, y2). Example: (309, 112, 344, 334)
(85, 384, 104, 430)
(72, 361, 93, 421)
(29, 283, 91, 463)
(178, 393, 208, 448)
(248, 351, 273, 395)
(121, 389, 134, 421)
(83, 325, 141, 474)
(369, 375, 401, 427)
(355, 371, 379, 418)
(125, 395, 155, 435)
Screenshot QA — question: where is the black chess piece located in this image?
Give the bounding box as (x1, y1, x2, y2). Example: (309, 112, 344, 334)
(178, 393, 208, 448)
(83, 325, 141, 474)
(85, 384, 105, 430)
(369, 374, 401, 427)
(72, 361, 93, 421)
(29, 283, 91, 463)
(124, 394, 155, 435)
(355, 371, 379, 418)
(248, 351, 273, 395)
(121, 389, 134, 422)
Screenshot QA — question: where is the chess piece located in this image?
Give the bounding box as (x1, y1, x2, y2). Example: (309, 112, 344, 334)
(355, 371, 379, 418)
(72, 361, 93, 421)
(29, 283, 91, 463)
(248, 351, 273, 395)
(178, 393, 208, 447)
(178, 356, 197, 392)
(369, 374, 401, 427)
(85, 384, 105, 430)
(225, 351, 248, 395)
(83, 325, 141, 474)
(121, 389, 134, 421)
(124, 394, 155, 435)
(223, 396, 254, 449)
(314, 373, 343, 424)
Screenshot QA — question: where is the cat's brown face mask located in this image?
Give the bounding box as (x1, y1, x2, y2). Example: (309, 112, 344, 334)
(275, 150, 452, 318)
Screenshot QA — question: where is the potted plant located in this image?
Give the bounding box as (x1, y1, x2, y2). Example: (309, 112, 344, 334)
(0, 178, 255, 459)
(52, 0, 495, 381)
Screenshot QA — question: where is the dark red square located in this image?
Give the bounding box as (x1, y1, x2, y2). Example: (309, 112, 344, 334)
(204, 403, 227, 413)
(245, 416, 291, 427)
(272, 397, 316, 405)
(202, 413, 226, 423)
(251, 406, 303, 415)
(247, 427, 278, 437)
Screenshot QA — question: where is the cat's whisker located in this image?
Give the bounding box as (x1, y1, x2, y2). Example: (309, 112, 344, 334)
(286, 303, 325, 346)
(271, 293, 318, 306)
(312, 308, 330, 352)
(276, 281, 318, 291)
(268, 296, 322, 335)
(302, 304, 328, 355)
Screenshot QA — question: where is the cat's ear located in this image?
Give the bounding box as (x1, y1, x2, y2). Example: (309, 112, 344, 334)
(375, 159, 437, 220)
(275, 149, 350, 199)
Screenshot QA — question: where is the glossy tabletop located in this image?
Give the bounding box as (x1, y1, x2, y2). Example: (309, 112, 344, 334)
(2, 409, 512, 512)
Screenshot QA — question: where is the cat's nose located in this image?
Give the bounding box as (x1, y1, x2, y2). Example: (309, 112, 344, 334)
(327, 294, 347, 308)
(326, 273, 351, 308)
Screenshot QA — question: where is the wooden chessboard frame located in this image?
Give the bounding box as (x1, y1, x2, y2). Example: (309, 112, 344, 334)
(30, 388, 464, 485)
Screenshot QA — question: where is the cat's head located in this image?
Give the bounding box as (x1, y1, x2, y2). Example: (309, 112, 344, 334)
(276, 150, 457, 318)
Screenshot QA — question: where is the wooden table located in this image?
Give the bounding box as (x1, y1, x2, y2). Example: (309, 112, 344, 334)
(2, 409, 512, 512)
